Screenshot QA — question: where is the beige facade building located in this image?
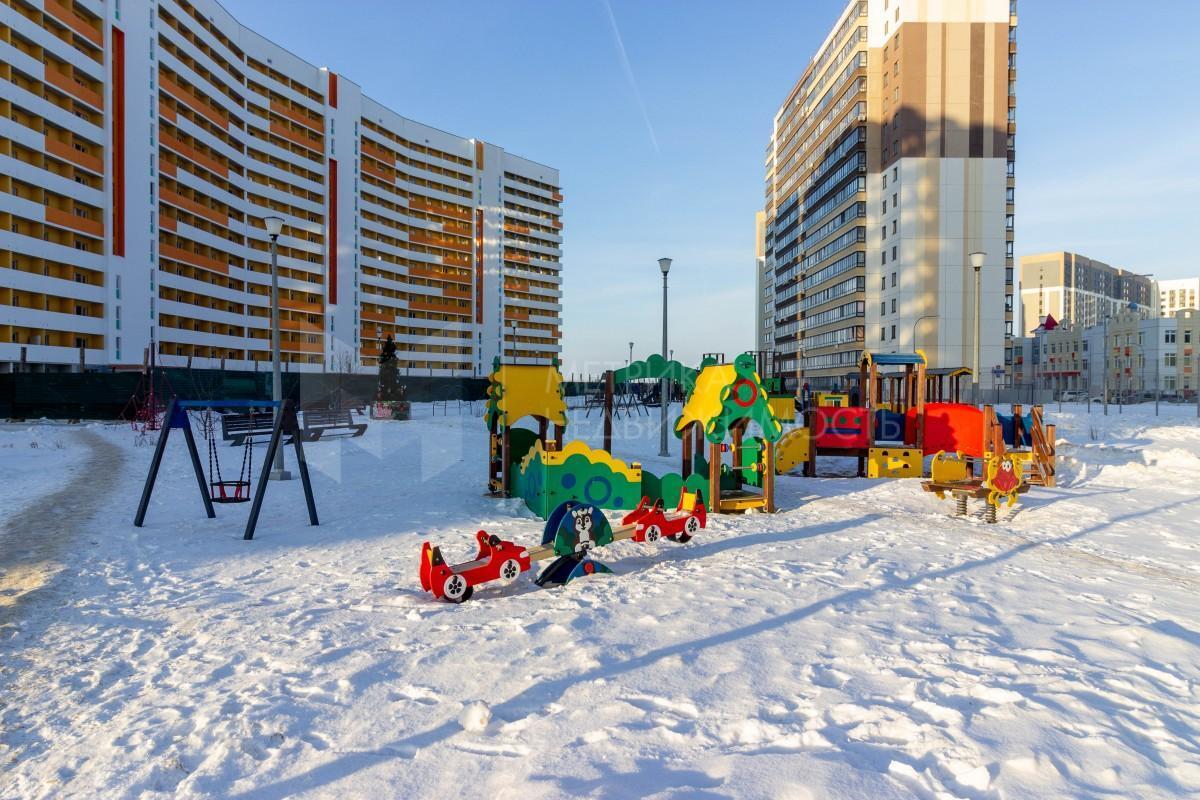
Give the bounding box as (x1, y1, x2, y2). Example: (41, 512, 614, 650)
(1159, 278, 1200, 317)
(1019, 252, 1155, 334)
(760, 0, 1017, 390)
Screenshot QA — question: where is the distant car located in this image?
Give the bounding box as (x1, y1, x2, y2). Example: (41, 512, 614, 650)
(1060, 391, 1088, 402)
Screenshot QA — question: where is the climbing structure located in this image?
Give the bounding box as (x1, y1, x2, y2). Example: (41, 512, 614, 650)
(485, 357, 568, 496)
(675, 353, 783, 513)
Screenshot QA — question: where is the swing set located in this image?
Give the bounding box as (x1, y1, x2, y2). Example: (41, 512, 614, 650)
(133, 398, 319, 540)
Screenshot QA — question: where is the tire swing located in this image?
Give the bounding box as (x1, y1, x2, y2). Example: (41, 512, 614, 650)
(204, 408, 254, 504)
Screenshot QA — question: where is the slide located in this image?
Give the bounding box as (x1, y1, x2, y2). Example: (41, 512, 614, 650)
(775, 427, 811, 475)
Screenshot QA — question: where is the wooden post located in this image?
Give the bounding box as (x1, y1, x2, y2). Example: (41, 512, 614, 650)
(763, 439, 775, 513)
(709, 441, 721, 516)
(501, 427, 511, 497)
(1012, 403, 1024, 448)
(554, 423, 563, 451)
(681, 422, 693, 479)
(538, 416, 548, 446)
(866, 360, 878, 446)
(603, 370, 614, 453)
(915, 360, 927, 452)
(731, 423, 743, 490)
(1045, 422, 1057, 488)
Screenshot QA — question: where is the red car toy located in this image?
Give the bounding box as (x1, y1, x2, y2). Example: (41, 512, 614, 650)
(621, 491, 706, 544)
(420, 530, 532, 603)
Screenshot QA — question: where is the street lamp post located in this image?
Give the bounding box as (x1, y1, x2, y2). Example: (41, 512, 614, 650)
(969, 251, 985, 403)
(264, 215, 290, 481)
(628, 341, 634, 366)
(911, 314, 936, 354)
(658, 257, 672, 458)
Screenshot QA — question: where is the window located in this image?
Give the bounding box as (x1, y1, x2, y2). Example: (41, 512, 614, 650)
(893, 167, 898, 180)
(882, 173, 887, 189)
(891, 220, 897, 234)
(882, 251, 887, 265)
(891, 272, 897, 287)
(882, 200, 887, 213)
(881, 327, 887, 341)
(1005, 321, 1013, 336)
(892, 245, 897, 260)
(1187, 330, 1193, 344)
(880, 302, 887, 315)
(1166, 329, 1176, 343)
(893, 192, 898, 207)
(1005, 295, 1013, 312)
(881, 276, 887, 290)
(890, 324, 896, 339)
(890, 298, 896, 313)
(882, 226, 887, 240)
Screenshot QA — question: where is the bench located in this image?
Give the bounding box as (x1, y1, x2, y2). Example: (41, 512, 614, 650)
(220, 410, 301, 447)
(302, 409, 366, 440)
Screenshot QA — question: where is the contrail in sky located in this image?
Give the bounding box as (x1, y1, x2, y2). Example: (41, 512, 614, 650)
(601, 0, 659, 153)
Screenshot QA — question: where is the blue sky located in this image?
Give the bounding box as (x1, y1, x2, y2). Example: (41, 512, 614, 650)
(223, 1, 1200, 372)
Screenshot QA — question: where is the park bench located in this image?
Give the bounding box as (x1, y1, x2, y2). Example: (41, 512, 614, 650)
(301, 409, 367, 440)
(220, 410, 301, 447)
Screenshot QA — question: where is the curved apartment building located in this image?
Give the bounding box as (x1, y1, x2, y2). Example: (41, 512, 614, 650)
(759, 0, 1016, 390)
(1, 0, 563, 374)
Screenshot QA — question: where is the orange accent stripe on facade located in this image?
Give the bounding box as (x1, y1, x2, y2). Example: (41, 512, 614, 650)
(409, 198, 471, 221)
(361, 139, 394, 165)
(159, 213, 176, 231)
(280, 319, 322, 333)
(328, 157, 338, 305)
(408, 298, 470, 315)
(409, 230, 472, 254)
(280, 340, 324, 354)
(443, 286, 471, 300)
(43, 64, 103, 110)
(160, 187, 228, 226)
(271, 99, 323, 133)
(160, 243, 229, 275)
(504, 250, 530, 264)
(45, 136, 102, 174)
(111, 26, 125, 257)
(159, 74, 228, 130)
(474, 209, 483, 325)
(158, 100, 176, 122)
(44, 0, 102, 48)
(360, 309, 395, 323)
(410, 265, 471, 284)
(361, 159, 393, 182)
(328, 72, 338, 109)
(280, 298, 322, 313)
(159, 131, 229, 178)
(269, 121, 322, 152)
(158, 156, 176, 176)
(45, 207, 103, 237)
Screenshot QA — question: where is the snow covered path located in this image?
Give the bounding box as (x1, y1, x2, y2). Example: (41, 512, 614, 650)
(0, 426, 124, 629)
(1, 406, 1199, 799)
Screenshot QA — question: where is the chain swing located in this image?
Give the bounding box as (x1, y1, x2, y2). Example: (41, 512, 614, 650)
(205, 406, 254, 503)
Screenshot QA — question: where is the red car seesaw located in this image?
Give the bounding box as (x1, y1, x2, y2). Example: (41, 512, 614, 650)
(420, 492, 707, 602)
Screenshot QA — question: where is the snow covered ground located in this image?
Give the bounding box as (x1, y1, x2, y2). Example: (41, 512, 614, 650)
(2, 402, 1200, 799)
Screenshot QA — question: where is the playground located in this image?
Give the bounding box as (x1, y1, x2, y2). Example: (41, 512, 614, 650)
(3, 395, 1200, 799)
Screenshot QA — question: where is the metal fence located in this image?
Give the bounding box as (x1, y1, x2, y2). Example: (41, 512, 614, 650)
(0, 368, 490, 420)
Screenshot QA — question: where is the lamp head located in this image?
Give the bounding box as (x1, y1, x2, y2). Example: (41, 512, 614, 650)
(658, 257, 672, 275)
(969, 251, 986, 270)
(264, 216, 285, 239)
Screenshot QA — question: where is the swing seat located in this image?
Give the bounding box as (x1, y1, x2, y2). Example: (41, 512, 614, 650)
(210, 479, 251, 504)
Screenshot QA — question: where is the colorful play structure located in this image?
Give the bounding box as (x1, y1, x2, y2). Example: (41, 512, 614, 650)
(421, 347, 1058, 601)
(421, 352, 784, 602)
(486, 353, 783, 518)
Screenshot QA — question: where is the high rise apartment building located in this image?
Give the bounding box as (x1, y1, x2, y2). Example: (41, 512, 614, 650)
(1159, 277, 1200, 317)
(0, 0, 563, 374)
(761, 0, 1017, 390)
(1019, 251, 1155, 333)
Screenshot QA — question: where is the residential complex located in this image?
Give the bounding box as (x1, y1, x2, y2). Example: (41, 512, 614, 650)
(0, 0, 563, 374)
(1015, 309, 1200, 398)
(760, 0, 1017, 390)
(1159, 277, 1200, 318)
(1018, 251, 1155, 334)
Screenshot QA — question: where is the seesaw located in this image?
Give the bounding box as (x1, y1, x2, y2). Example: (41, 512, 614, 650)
(419, 492, 707, 602)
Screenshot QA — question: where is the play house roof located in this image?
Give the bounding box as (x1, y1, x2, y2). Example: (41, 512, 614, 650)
(484, 362, 568, 429)
(674, 353, 783, 444)
(861, 351, 927, 368)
